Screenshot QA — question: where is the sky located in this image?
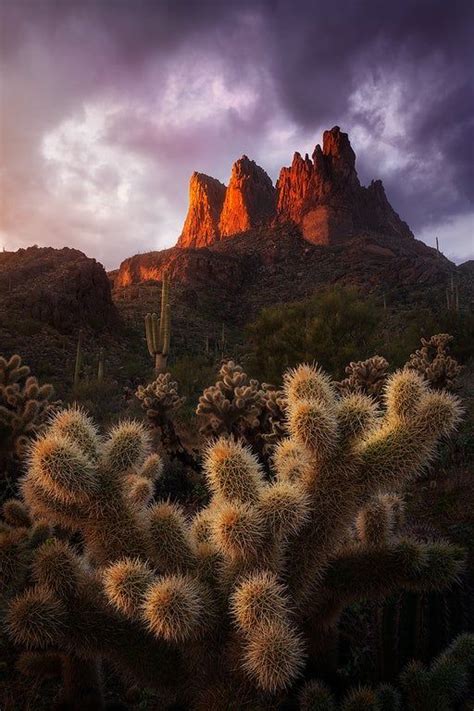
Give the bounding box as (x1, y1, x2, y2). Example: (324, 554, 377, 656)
(0, 0, 473, 270)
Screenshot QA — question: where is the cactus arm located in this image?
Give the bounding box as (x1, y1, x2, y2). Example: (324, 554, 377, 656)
(158, 273, 169, 351)
(145, 313, 156, 357)
(162, 304, 171, 357)
(313, 541, 465, 622)
(151, 313, 160, 353)
(6, 545, 182, 690)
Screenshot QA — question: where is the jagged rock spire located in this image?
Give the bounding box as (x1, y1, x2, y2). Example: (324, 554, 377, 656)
(177, 173, 226, 249)
(177, 126, 413, 249)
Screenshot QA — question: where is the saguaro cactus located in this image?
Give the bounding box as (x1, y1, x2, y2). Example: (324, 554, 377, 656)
(73, 329, 83, 388)
(145, 273, 171, 374)
(97, 347, 105, 383)
(445, 274, 459, 312)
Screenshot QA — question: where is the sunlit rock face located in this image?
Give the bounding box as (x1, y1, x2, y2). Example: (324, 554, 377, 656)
(177, 172, 226, 249)
(219, 156, 276, 237)
(176, 126, 413, 248)
(276, 152, 314, 224)
(276, 126, 413, 244)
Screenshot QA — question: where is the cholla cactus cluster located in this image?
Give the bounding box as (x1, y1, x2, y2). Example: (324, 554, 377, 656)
(0, 363, 467, 708)
(197, 360, 263, 435)
(0, 354, 57, 466)
(136, 372, 185, 427)
(136, 373, 196, 468)
(405, 333, 462, 390)
(336, 355, 389, 400)
(197, 360, 286, 454)
(297, 633, 474, 711)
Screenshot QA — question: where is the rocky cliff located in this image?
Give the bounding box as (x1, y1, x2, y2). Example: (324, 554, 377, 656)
(276, 126, 413, 244)
(0, 246, 117, 332)
(176, 126, 413, 249)
(0, 246, 120, 389)
(177, 173, 226, 248)
(219, 156, 276, 237)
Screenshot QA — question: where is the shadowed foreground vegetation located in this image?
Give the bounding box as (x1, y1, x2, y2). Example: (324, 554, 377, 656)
(1, 349, 473, 709)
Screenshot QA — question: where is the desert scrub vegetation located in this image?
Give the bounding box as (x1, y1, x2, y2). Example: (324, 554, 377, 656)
(137, 333, 465, 480)
(1, 362, 472, 709)
(299, 631, 474, 709)
(245, 287, 474, 384)
(245, 287, 381, 382)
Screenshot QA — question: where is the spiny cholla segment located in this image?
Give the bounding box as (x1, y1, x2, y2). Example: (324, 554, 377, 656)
(336, 355, 389, 400)
(1, 363, 465, 707)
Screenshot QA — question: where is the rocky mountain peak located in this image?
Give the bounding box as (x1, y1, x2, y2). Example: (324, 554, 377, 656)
(322, 125, 357, 181)
(177, 126, 413, 249)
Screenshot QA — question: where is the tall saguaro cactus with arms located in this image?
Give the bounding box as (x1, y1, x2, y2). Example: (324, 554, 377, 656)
(145, 272, 171, 374)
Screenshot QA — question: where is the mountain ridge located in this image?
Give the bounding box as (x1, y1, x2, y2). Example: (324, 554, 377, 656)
(176, 126, 413, 250)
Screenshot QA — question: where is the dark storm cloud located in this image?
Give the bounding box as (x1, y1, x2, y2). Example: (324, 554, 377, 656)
(1, 0, 472, 267)
(261, 0, 474, 233)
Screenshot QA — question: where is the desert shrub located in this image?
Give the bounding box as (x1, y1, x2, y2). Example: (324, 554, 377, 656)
(300, 633, 474, 709)
(0, 364, 469, 708)
(384, 308, 474, 369)
(170, 354, 216, 418)
(69, 379, 123, 428)
(246, 289, 474, 387)
(245, 287, 381, 383)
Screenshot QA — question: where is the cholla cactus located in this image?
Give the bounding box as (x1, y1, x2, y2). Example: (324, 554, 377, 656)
(299, 633, 474, 709)
(400, 632, 474, 710)
(197, 361, 262, 436)
(259, 384, 288, 450)
(0, 365, 467, 708)
(405, 334, 462, 390)
(196, 361, 286, 457)
(0, 354, 57, 467)
(336, 355, 389, 400)
(135, 373, 197, 470)
(136, 373, 185, 426)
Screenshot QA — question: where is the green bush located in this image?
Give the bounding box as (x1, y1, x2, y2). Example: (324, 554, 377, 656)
(245, 287, 381, 382)
(170, 354, 217, 418)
